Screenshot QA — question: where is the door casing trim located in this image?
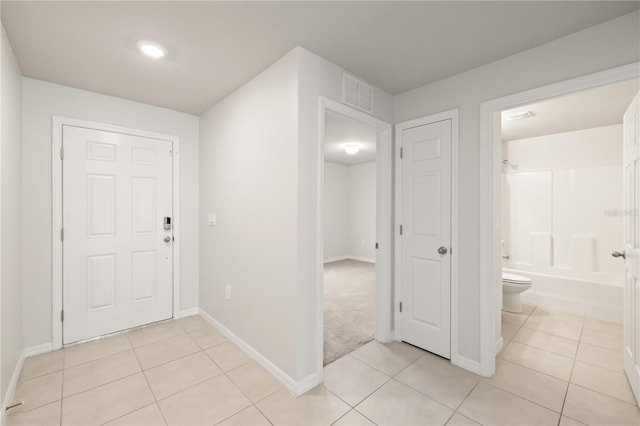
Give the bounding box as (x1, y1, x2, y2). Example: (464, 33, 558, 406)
(479, 62, 640, 376)
(51, 116, 181, 349)
(394, 109, 460, 365)
(315, 97, 393, 383)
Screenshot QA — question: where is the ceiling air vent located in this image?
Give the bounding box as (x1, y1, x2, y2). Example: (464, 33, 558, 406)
(342, 73, 373, 113)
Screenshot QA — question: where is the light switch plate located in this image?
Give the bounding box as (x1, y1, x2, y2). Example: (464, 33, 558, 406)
(208, 213, 216, 226)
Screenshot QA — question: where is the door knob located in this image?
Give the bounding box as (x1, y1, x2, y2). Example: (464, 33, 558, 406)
(164, 236, 172, 243)
(612, 250, 626, 259)
(438, 246, 448, 255)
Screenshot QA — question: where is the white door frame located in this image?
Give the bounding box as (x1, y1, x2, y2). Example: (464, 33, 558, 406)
(316, 97, 393, 377)
(394, 110, 460, 363)
(51, 116, 181, 350)
(479, 62, 640, 376)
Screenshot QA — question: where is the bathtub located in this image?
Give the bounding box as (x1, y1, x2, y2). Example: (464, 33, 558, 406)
(503, 265, 623, 323)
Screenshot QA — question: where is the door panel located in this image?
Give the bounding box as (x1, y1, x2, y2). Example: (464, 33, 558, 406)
(63, 125, 173, 344)
(623, 91, 640, 406)
(401, 119, 452, 358)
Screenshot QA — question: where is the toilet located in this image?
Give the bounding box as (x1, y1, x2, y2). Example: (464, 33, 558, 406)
(502, 272, 532, 313)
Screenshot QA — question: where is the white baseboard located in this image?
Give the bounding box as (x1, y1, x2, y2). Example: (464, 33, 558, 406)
(349, 256, 376, 263)
(178, 307, 200, 318)
(296, 371, 321, 395)
(23, 343, 53, 358)
(521, 290, 622, 323)
(495, 337, 504, 355)
(1, 349, 26, 425)
(324, 255, 376, 264)
(198, 309, 318, 396)
(323, 256, 349, 263)
(452, 354, 483, 376)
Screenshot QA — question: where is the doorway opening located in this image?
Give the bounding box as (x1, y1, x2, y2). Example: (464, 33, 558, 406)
(316, 97, 393, 376)
(478, 63, 640, 377)
(322, 111, 378, 365)
(492, 75, 640, 413)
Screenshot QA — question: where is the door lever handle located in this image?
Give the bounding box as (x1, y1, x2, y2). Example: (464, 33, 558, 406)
(612, 250, 626, 259)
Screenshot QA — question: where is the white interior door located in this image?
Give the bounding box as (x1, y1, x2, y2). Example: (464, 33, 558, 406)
(622, 91, 640, 406)
(63, 125, 173, 344)
(400, 119, 452, 358)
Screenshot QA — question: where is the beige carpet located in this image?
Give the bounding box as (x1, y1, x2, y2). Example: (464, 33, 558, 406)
(323, 259, 375, 365)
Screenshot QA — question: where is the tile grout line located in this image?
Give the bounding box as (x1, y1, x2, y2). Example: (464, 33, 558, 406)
(557, 320, 584, 425)
(496, 356, 571, 383)
(206, 354, 271, 425)
(138, 323, 259, 424)
(568, 382, 640, 408)
(449, 382, 480, 425)
(123, 326, 267, 426)
(502, 316, 636, 416)
(480, 378, 565, 416)
(251, 402, 275, 426)
(107, 332, 165, 425)
(64, 349, 131, 371)
(502, 333, 580, 361)
(59, 349, 65, 426)
(489, 307, 583, 417)
(101, 331, 171, 426)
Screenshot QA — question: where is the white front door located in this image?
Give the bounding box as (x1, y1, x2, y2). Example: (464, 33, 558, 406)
(62, 125, 174, 344)
(622, 91, 640, 406)
(400, 119, 452, 358)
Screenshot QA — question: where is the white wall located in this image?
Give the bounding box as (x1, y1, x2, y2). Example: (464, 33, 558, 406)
(393, 11, 640, 364)
(348, 162, 376, 261)
(199, 47, 391, 386)
(323, 162, 349, 260)
(21, 78, 199, 348)
(199, 50, 300, 379)
(503, 125, 624, 281)
(323, 161, 376, 262)
(1, 23, 23, 405)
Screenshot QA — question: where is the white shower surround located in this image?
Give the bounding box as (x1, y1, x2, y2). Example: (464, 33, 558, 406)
(502, 124, 624, 322)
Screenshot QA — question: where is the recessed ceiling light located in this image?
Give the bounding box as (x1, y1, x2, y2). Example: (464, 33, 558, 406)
(344, 143, 360, 155)
(504, 110, 532, 120)
(137, 40, 166, 58)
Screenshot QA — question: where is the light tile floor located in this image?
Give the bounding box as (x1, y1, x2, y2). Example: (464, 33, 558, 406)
(6, 306, 640, 425)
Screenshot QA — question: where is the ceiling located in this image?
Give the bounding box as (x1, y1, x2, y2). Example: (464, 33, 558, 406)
(501, 78, 640, 141)
(324, 112, 377, 166)
(2, 1, 638, 115)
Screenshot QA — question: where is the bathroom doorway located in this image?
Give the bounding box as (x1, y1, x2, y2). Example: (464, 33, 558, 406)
(492, 78, 640, 408)
(497, 79, 638, 323)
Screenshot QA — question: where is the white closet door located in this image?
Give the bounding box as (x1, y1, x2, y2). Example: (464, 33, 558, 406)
(401, 119, 452, 358)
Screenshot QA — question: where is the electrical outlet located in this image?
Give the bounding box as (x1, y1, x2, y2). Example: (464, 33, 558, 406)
(225, 285, 231, 301)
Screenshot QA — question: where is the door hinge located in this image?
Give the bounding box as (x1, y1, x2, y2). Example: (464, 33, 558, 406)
(169, 150, 173, 157)
(375, 242, 379, 249)
(399, 225, 403, 235)
(400, 147, 403, 159)
(61, 310, 64, 322)
(60, 228, 64, 241)
(399, 301, 403, 313)
(60, 147, 64, 160)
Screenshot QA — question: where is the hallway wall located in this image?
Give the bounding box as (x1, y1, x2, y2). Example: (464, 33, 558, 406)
(1, 23, 24, 405)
